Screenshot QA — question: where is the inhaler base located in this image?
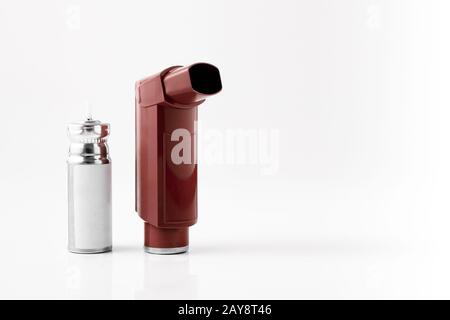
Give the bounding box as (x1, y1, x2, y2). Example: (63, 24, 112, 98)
(144, 223, 189, 255)
(144, 246, 189, 255)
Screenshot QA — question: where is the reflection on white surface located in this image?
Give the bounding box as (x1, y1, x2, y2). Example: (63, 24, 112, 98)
(65, 252, 113, 299)
(135, 253, 198, 299)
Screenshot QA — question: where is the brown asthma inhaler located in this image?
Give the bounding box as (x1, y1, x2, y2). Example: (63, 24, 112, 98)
(135, 63, 222, 254)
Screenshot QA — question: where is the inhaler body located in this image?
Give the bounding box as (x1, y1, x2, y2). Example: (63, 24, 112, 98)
(136, 63, 222, 254)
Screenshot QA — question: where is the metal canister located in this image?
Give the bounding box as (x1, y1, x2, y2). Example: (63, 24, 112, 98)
(67, 117, 112, 253)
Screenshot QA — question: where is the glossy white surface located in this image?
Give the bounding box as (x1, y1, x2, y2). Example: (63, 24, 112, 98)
(1, 0, 450, 299)
(0, 181, 450, 299)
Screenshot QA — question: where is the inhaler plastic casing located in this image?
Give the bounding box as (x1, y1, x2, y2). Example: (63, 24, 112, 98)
(67, 118, 112, 253)
(135, 63, 222, 254)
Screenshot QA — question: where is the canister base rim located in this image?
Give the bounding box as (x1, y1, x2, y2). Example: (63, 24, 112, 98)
(144, 246, 189, 255)
(69, 246, 112, 254)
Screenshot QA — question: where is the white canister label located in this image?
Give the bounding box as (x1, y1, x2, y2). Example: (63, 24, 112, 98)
(68, 163, 112, 251)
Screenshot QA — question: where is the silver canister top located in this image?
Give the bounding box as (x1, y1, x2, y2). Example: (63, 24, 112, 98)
(67, 118, 110, 165)
(68, 118, 110, 144)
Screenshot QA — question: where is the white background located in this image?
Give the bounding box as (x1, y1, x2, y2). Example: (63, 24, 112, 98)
(0, 0, 450, 299)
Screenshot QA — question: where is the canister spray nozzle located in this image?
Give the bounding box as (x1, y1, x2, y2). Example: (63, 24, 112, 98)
(84, 101, 93, 121)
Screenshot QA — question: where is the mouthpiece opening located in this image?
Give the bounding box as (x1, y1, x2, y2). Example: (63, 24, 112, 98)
(189, 63, 222, 95)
